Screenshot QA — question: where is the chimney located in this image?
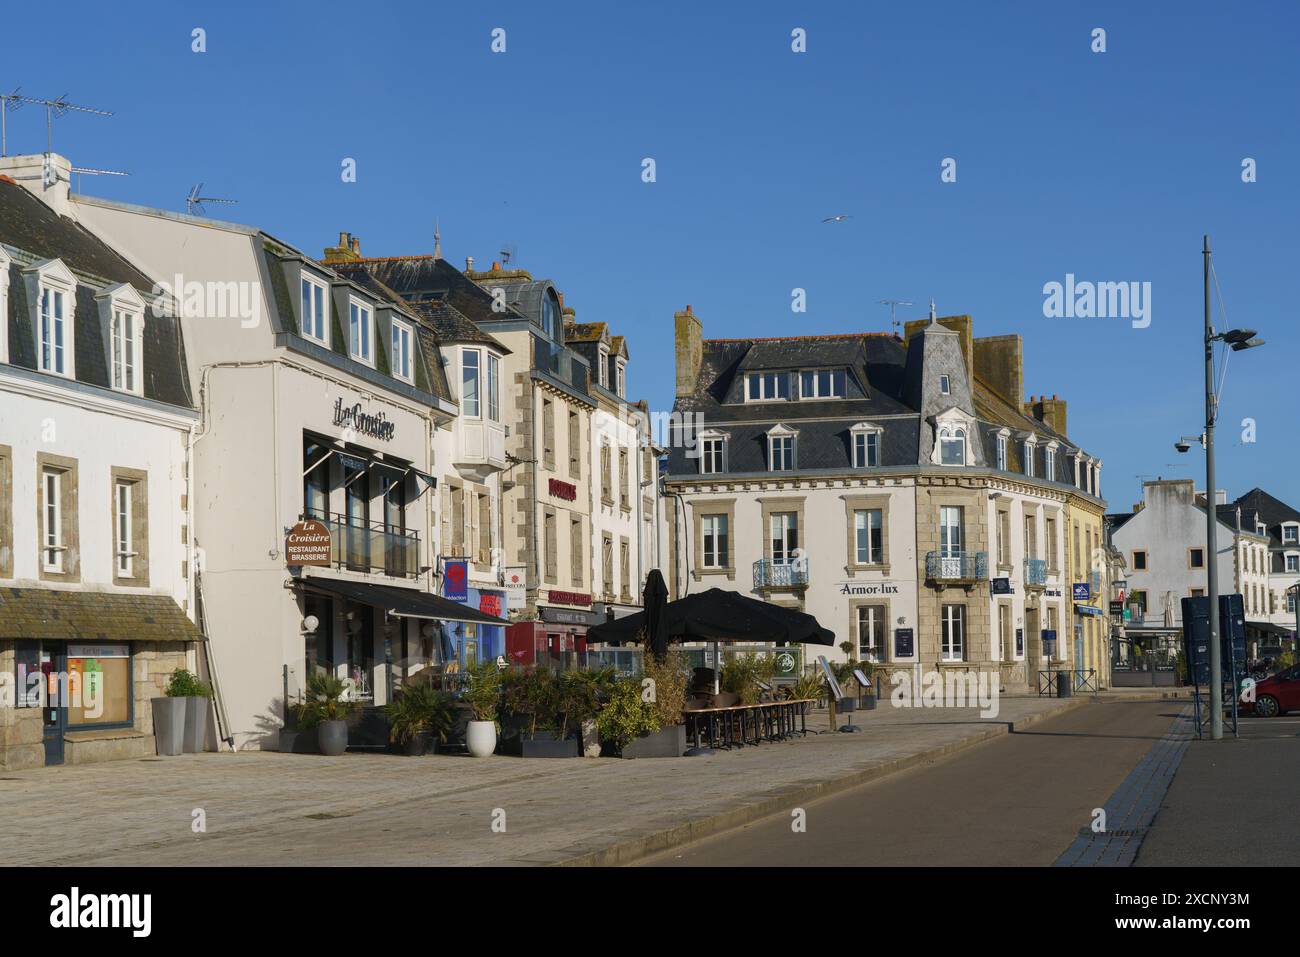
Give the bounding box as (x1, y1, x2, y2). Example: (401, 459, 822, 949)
(674, 304, 702, 397)
(0, 152, 74, 217)
(323, 231, 361, 263)
(1025, 394, 1068, 436)
(973, 335, 1023, 406)
(465, 256, 474, 272)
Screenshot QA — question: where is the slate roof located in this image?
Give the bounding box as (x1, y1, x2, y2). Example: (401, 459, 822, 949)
(0, 587, 203, 642)
(336, 255, 528, 325)
(1233, 487, 1300, 543)
(1, 179, 194, 409)
(408, 300, 509, 351)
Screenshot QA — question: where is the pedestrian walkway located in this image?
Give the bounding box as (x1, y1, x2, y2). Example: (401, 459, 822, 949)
(1, 695, 1085, 867)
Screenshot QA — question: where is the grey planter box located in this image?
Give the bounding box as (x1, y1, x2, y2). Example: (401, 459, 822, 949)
(151, 698, 186, 756)
(278, 727, 318, 753)
(620, 724, 687, 759)
(182, 697, 210, 753)
(520, 732, 580, 759)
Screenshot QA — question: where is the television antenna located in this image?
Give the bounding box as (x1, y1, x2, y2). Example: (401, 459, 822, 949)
(0, 92, 112, 155)
(879, 299, 913, 336)
(186, 183, 238, 216)
(499, 242, 517, 267)
(70, 166, 129, 191)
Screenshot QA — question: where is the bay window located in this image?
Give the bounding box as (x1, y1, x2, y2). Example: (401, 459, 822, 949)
(462, 349, 481, 417)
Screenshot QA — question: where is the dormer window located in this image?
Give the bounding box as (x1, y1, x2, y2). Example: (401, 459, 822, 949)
(1045, 444, 1057, 481)
(746, 372, 789, 401)
(541, 294, 559, 339)
(938, 426, 966, 466)
(348, 298, 373, 364)
(850, 423, 882, 467)
(995, 432, 1009, 471)
(939, 374, 951, 395)
(615, 359, 626, 398)
(111, 305, 143, 394)
(698, 430, 728, 474)
(0, 247, 10, 363)
(300, 274, 328, 345)
(767, 425, 797, 471)
(598, 346, 609, 387)
(1023, 438, 1037, 478)
(29, 260, 77, 378)
(799, 369, 846, 399)
(390, 318, 413, 383)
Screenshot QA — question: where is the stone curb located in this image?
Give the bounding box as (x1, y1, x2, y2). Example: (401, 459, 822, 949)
(546, 696, 1093, 867)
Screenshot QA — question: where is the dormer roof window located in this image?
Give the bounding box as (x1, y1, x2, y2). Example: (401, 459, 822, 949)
(541, 293, 559, 339)
(766, 424, 798, 471)
(850, 422, 882, 468)
(938, 425, 966, 466)
(300, 273, 329, 346)
(746, 371, 789, 402)
(798, 368, 846, 399)
(1283, 523, 1299, 544)
(25, 258, 77, 379)
(0, 246, 10, 363)
(348, 296, 373, 365)
(97, 283, 146, 396)
(939, 374, 951, 395)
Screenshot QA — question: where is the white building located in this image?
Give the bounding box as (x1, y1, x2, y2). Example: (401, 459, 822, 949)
(0, 154, 202, 769)
(1231, 488, 1300, 656)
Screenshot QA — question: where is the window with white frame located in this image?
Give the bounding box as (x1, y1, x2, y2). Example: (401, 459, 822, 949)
(996, 434, 1007, 471)
(300, 275, 328, 345)
(941, 604, 965, 660)
(1045, 446, 1056, 481)
(39, 283, 71, 376)
(938, 426, 966, 466)
(42, 468, 64, 572)
(702, 514, 728, 568)
(1023, 440, 1036, 478)
(487, 353, 500, 421)
(1286, 553, 1299, 573)
(700, 436, 726, 474)
(111, 305, 143, 394)
(939, 374, 951, 395)
(854, 508, 883, 564)
(615, 360, 626, 398)
(799, 369, 846, 399)
(390, 319, 413, 383)
(115, 480, 134, 577)
(745, 372, 789, 401)
(856, 605, 887, 662)
(769, 433, 796, 471)
(348, 299, 372, 363)
(770, 511, 798, 565)
(597, 347, 608, 387)
(851, 424, 881, 467)
(462, 349, 480, 417)
(1289, 591, 1297, 614)
(1283, 524, 1299, 544)
(0, 247, 9, 363)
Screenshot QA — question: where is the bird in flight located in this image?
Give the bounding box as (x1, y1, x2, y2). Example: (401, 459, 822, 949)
(822, 214, 851, 223)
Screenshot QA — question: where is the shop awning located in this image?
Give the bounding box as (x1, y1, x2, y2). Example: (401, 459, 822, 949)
(1249, 621, 1295, 636)
(0, 587, 204, 643)
(1074, 603, 1104, 617)
(295, 577, 506, 626)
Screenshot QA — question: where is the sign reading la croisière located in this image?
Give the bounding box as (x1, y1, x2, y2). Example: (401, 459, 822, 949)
(286, 520, 331, 566)
(333, 398, 395, 441)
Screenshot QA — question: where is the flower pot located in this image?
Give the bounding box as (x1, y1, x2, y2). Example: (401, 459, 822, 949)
(151, 698, 186, 756)
(401, 730, 431, 756)
(182, 696, 210, 753)
(318, 719, 349, 756)
(520, 731, 580, 758)
(465, 720, 497, 758)
(581, 718, 601, 758)
(620, 724, 687, 759)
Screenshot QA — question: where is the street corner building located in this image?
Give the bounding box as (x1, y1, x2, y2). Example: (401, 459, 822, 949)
(0, 155, 202, 769)
(663, 303, 1115, 694)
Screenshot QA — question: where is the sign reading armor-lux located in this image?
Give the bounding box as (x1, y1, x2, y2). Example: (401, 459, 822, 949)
(838, 582, 901, 596)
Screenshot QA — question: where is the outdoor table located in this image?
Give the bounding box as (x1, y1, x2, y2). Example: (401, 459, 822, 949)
(684, 699, 814, 751)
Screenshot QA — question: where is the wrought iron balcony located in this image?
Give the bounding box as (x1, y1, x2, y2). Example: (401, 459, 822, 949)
(925, 550, 988, 583)
(301, 511, 420, 579)
(753, 558, 808, 588)
(1024, 558, 1047, 587)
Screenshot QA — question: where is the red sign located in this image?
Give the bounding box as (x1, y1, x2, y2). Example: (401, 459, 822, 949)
(479, 594, 502, 617)
(548, 590, 592, 607)
(548, 478, 577, 501)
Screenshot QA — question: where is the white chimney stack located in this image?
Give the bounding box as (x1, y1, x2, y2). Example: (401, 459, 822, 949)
(0, 152, 74, 217)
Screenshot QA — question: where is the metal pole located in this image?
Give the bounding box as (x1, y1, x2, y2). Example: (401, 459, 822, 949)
(1204, 234, 1223, 740)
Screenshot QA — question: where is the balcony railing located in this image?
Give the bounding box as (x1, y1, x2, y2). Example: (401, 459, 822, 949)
(925, 550, 988, 582)
(1024, 558, 1047, 587)
(753, 558, 808, 588)
(302, 511, 420, 579)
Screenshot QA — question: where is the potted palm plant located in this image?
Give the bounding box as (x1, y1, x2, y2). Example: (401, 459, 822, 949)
(385, 682, 455, 756)
(296, 671, 358, 756)
(461, 661, 502, 757)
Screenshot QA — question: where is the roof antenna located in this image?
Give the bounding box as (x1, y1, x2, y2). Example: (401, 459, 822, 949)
(879, 299, 912, 336)
(70, 165, 129, 192)
(499, 241, 516, 266)
(186, 183, 238, 217)
(433, 219, 442, 260)
(0, 92, 113, 156)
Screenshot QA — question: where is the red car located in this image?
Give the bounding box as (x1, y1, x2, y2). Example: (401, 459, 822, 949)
(1244, 664, 1300, 717)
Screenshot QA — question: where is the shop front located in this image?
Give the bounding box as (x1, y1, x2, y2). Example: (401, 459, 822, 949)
(505, 601, 604, 669)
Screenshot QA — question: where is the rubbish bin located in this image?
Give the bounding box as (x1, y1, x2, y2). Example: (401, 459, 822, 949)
(1056, 670, 1073, 698)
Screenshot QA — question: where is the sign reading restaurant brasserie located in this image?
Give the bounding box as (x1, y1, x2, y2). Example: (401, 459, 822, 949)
(286, 520, 331, 566)
(333, 398, 396, 441)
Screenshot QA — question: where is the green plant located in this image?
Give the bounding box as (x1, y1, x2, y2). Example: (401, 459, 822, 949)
(785, 671, 826, 702)
(295, 671, 358, 729)
(501, 667, 560, 736)
(640, 650, 689, 726)
(164, 668, 212, 698)
(721, 652, 778, 705)
(385, 682, 455, 745)
(595, 679, 660, 749)
(461, 660, 503, 722)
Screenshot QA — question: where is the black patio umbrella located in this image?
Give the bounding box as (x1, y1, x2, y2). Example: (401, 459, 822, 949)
(643, 569, 670, 662)
(588, 586, 835, 691)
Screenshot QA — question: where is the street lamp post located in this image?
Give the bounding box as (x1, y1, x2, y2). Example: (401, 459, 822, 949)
(1179, 235, 1264, 739)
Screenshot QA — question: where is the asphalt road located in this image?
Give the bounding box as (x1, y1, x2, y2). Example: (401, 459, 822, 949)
(640, 699, 1182, 866)
(1136, 714, 1300, 866)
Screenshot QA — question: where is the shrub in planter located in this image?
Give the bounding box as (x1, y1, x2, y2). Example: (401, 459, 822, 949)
(385, 682, 455, 756)
(785, 672, 827, 711)
(164, 668, 213, 754)
(642, 650, 689, 727)
(720, 652, 776, 705)
(461, 661, 502, 757)
(596, 679, 660, 755)
(295, 671, 359, 756)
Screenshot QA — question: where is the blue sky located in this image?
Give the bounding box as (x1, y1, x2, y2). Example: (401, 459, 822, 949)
(4, 1, 1297, 510)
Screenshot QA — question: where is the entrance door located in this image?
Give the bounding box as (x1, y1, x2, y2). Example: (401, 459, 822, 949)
(41, 645, 66, 766)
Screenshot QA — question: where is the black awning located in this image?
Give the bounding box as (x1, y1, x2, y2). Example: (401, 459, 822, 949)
(295, 577, 507, 626)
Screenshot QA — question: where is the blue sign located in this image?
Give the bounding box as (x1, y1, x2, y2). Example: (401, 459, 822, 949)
(992, 577, 1013, 595)
(1072, 582, 1091, 602)
(444, 560, 469, 602)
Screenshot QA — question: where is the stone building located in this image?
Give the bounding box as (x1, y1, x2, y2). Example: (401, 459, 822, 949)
(664, 303, 1109, 693)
